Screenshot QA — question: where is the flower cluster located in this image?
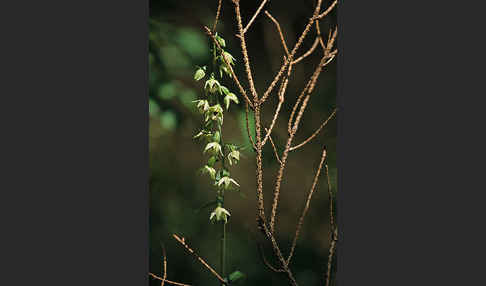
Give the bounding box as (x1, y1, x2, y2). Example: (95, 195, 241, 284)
(192, 33, 242, 224)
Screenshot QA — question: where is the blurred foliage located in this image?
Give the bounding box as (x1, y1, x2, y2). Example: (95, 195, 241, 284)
(149, 0, 338, 285)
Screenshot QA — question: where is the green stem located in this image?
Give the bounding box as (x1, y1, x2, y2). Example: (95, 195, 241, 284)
(221, 220, 226, 281)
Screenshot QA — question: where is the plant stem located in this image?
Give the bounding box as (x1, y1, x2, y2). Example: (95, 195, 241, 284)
(221, 221, 226, 282)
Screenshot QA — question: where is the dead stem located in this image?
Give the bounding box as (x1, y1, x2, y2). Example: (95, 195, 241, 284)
(325, 228, 338, 286)
(292, 37, 320, 65)
(243, 0, 268, 34)
(264, 10, 290, 58)
(212, 0, 222, 32)
(172, 234, 227, 285)
(316, 0, 338, 20)
(149, 273, 192, 286)
(287, 147, 327, 265)
(289, 108, 337, 151)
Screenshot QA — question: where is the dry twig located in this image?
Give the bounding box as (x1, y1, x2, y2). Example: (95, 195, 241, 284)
(172, 234, 227, 285)
(290, 108, 337, 151)
(286, 147, 327, 265)
(149, 273, 192, 286)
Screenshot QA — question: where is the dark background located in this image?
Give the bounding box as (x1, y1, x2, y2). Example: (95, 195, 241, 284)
(149, 0, 338, 285)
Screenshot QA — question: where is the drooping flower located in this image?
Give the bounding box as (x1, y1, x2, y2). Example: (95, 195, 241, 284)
(217, 176, 240, 190)
(210, 206, 231, 223)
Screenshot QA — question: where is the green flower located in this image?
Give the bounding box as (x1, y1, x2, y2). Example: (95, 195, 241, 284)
(227, 150, 240, 166)
(215, 34, 226, 48)
(193, 130, 212, 141)
(204, 142, 223, 156)
(205, 104, 224, 125)
(200, 165, 216, 180)
(210, 206, 231, 223)
(217, 176, 240, 190)
(192, 99, 210, 114)
(194, 66, 206, 81)
(204, 76, 221, 94)
(224, 93, 239, 110)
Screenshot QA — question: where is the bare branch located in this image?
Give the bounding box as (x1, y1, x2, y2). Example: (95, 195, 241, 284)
(324, 27, 338, 58)
(203, 26, 254, 109)
(316, 0, 338, 20)
(262, 57, 292, 146)
(264, 10, 290, 58)
(292, 37, 320, 65)
(233, 1, 259, 103)
(289, 108, 337, 151)
(315, 19, 326, 50)
(212, 0, 222, 32)
(258, 219, 299, 286)
(261, 0, 324, 103)
(265, 127, 282, 165)
(270, 55, 328, 233)
(257, 242, 285, 273)
(245, 101, 257, 150)
(325, 228, 338, 286)
(243, 0, 268, 34)
(261, 91, 284, 146)
(162, 244, 167, 286)
(287, 147, 327, 265)
(149, 273, 192, 286)
(325, 164, 335, 233)
(172, 234, 227, 285)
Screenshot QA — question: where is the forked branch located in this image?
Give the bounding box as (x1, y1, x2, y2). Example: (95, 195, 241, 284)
(290, 108, 337, 151)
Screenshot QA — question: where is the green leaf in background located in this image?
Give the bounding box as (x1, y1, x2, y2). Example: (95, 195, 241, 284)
(175, 28, 209, 60)
(158, 82, 177, 100)
(159, 110, 177, 131)
(160, 44, 191, 70)
(179, 88, 197, 109)
(228, 270, 245, 283)
(149, 98, 160, 117)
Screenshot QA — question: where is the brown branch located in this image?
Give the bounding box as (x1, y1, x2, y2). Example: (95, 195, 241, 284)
(233, 1, 259, 103)
(149, 273, 191, 286)
(325, 228, 338, 286)
(289, 108, 337, 151)
(292, 37, 320, 65)
(264, 10, 290, 58)
(162, 244, 167, 286)
(172, 234, 227, 285)
(316, 0, 338, 20)
(262, 57, 292, 146)
(231, 0, 266, 220)
(265, 127, 282, 165)
(315, 20, 326, 50)
(325, 164, 335, 233)
(243, 0, 268, 34)
(257, 242, 285, 273)
(261, 90, 284, 146)
(212, 0, 222, 32)
(325, 27, 338, 58)
(245, 101, 257, 150)
(260, 0, 324, 104)
(270, 55, 328, 234)
(259, 219, 299, 286)
(286, 147, 327, 265)
(203, 26, 254, 110)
